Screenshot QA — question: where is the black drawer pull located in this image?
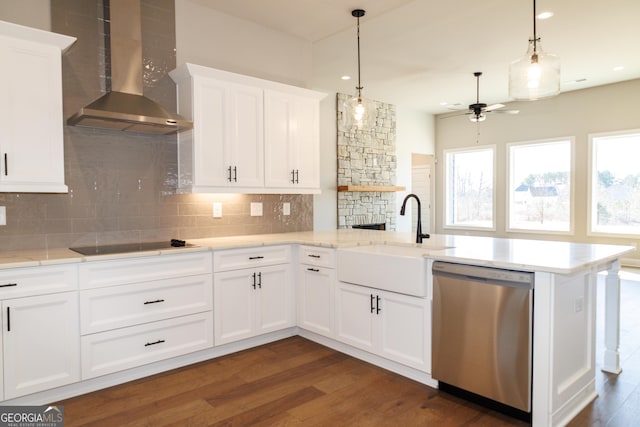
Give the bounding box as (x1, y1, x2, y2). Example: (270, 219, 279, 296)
(307, 254, 321, 258)
(249, 256, 264, 260)
(376, 295, 381, 314)
(3, 153, 7, 176)
(252, 272, 257, 289)
(307, 268, 320, 272)
(143, 299, 165, 305)
(257, 272, 262, 288)
(0, 283, 17, 288)
(6, 306, 10, 332)
(370, 294, 375, 313)
(144, 339, 165, 347)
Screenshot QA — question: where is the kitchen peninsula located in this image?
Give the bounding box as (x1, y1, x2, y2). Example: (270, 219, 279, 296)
(0, 230, 633, 427)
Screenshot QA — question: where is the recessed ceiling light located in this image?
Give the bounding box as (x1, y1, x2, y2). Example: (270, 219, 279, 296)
(537, 11, 554, 19)
(341, 75, 351, 80)
(613, 66, 624, 71)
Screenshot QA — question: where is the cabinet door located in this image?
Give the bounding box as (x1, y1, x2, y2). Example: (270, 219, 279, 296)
(256, 264, 294, 335)
(3, 292, 80, 399)
(0, 37, 67, 193)
(335, 282, 375, 352)
(191, 79, 263, 189)
(377, 291, 430, 372)
(264, 91, 320, 190)
(298, 265, 334, 337)
(192, 77, 229, 187)
(213, 269, 255, 345)
(230, 84, 264, 187)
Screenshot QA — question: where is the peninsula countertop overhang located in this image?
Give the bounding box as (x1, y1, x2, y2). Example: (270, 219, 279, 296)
(0, 230, 634, 275)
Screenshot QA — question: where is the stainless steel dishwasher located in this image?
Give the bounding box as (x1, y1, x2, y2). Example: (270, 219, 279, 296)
(432, 261, 533, 417)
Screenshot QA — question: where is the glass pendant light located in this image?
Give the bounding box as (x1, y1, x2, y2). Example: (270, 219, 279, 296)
(346, 9, 374, 129)
(509, 0, 560, 100)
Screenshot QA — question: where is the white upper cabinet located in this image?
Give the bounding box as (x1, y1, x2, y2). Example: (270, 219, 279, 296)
(0, 21, 75, 193)
(264, 90, 320, 190)
(170, 63, 325, 194)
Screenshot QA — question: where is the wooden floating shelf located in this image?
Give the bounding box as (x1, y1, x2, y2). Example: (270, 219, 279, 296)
(338, 185, 406, 192)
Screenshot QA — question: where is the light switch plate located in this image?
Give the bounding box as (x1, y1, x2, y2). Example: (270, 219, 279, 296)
(213, 202, 222, 218)
(0, 206, 5, 226)
(283, 202, 290, 216)
(250, 202, 263, 216)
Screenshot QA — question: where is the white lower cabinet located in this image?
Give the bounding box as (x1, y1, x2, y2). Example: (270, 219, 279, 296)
(2, 292, 80, 399)
(297, 246, 336, 338)
(214, 263, 294, 345)
(335, 281, 430, 372)
(79, 252, 214, 379)
(81, 312, 213, 379)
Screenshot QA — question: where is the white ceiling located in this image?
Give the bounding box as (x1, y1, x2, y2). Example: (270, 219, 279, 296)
(195, 0, 640, 114)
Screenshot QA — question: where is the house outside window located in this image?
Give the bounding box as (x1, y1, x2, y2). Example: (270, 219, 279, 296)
(444, 146, 495, 230)
(507, 138, 573, 234)
(589, 130, 640, 236)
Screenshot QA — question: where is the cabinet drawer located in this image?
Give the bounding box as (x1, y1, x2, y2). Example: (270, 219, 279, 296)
(213, 245, 291, 272)
(80, 275, 213, 335)
(0, 264, 77, 299)
(79, 252, 212, 289)
(299, 245, 335, 268)
(81, 311, 214, 379)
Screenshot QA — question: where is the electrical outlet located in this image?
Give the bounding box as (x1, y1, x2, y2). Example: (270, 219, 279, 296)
(283, 202, 290, 216)
(250, 202, 263, 216)
(0, 206, 5, 226)
(213, 202, 222, 218)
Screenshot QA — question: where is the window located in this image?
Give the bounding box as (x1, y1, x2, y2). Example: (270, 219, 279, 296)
(590, 130, 640, 236)
(507, 139, 573, 233)
(444, 147, 494, 229)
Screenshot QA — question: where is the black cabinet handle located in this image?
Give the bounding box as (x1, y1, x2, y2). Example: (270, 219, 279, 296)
(291, 169, 296, 184)
(376, 295, 381, 314)
(0, 283, 17, 288)
(233, 166, 237, 182)
(144, 339, 165, 347)
(227, 166, 232, 182)
(257, 272, 262, 288)
(307, 254, 320, 259)
(295, 169, 299, 184)
(6, 306, 10, 332)
(3, 153, 7, 176)
(370, 294, 375, 313)
(252, 272, 257, 289)
(143, 299, 165, 305)
(249, 256, 264, 260)
(307, 268, 320, 272)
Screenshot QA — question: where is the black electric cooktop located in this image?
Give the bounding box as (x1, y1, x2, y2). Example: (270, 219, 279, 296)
(69, 239, 196, 256)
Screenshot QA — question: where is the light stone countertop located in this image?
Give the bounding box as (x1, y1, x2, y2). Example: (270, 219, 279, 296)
(0, 230, 634, 275)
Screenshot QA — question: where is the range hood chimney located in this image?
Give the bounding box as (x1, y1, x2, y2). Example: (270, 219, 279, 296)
(67, 0, 192, 135)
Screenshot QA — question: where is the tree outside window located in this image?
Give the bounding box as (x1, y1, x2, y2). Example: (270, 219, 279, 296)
(444, 147, 494, 229)
(508, 140, 572, 233)
(591, 131, 640, 235)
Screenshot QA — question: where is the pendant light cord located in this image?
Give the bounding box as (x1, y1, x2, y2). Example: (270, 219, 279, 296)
(352, 9, 365, 99)
(532, 0, 539, 58)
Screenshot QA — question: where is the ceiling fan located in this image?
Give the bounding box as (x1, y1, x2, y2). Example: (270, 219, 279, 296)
(461, 72, 519, 122)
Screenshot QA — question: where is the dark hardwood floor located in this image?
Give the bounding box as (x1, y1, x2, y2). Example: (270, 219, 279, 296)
(58, 275, 640, 426)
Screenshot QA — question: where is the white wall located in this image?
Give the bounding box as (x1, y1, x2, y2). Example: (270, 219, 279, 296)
(0, 0, 50, 31)
(395, 106, 435, 232)
(435, 78, 640, 263)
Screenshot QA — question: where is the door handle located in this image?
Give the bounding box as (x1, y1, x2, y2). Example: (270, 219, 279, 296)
(6, 306, 10, 332)
(291, 169, 296, 184)
(252, 272, 257, 289)
(144, 339, 165, 347)
(370, 294, 375, 313)
(376, 295, 381, 314)
(227, 166, 232, 182)
(295, 169, 299, 184)
(257, 272, 262, 288)
(233, 166, 237, 182)
(3, 153, 7, 176)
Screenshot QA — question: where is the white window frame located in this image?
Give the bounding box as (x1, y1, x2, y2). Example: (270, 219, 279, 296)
(506, 137, 575, 235)
(443, 145, 496, 231)
(588, 129, 640, 237)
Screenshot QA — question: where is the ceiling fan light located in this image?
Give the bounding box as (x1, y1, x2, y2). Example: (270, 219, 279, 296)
(470, 113, 486, 123)
(509, 39, 560, 100)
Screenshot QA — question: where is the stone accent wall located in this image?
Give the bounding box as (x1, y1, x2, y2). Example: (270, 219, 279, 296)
(336, 93, 397, 229)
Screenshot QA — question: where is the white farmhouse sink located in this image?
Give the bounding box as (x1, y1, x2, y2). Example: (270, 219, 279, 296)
(337, 244, 446, 297)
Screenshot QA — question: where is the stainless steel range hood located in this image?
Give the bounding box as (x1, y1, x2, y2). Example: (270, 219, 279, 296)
(67, 0, 192, 135)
